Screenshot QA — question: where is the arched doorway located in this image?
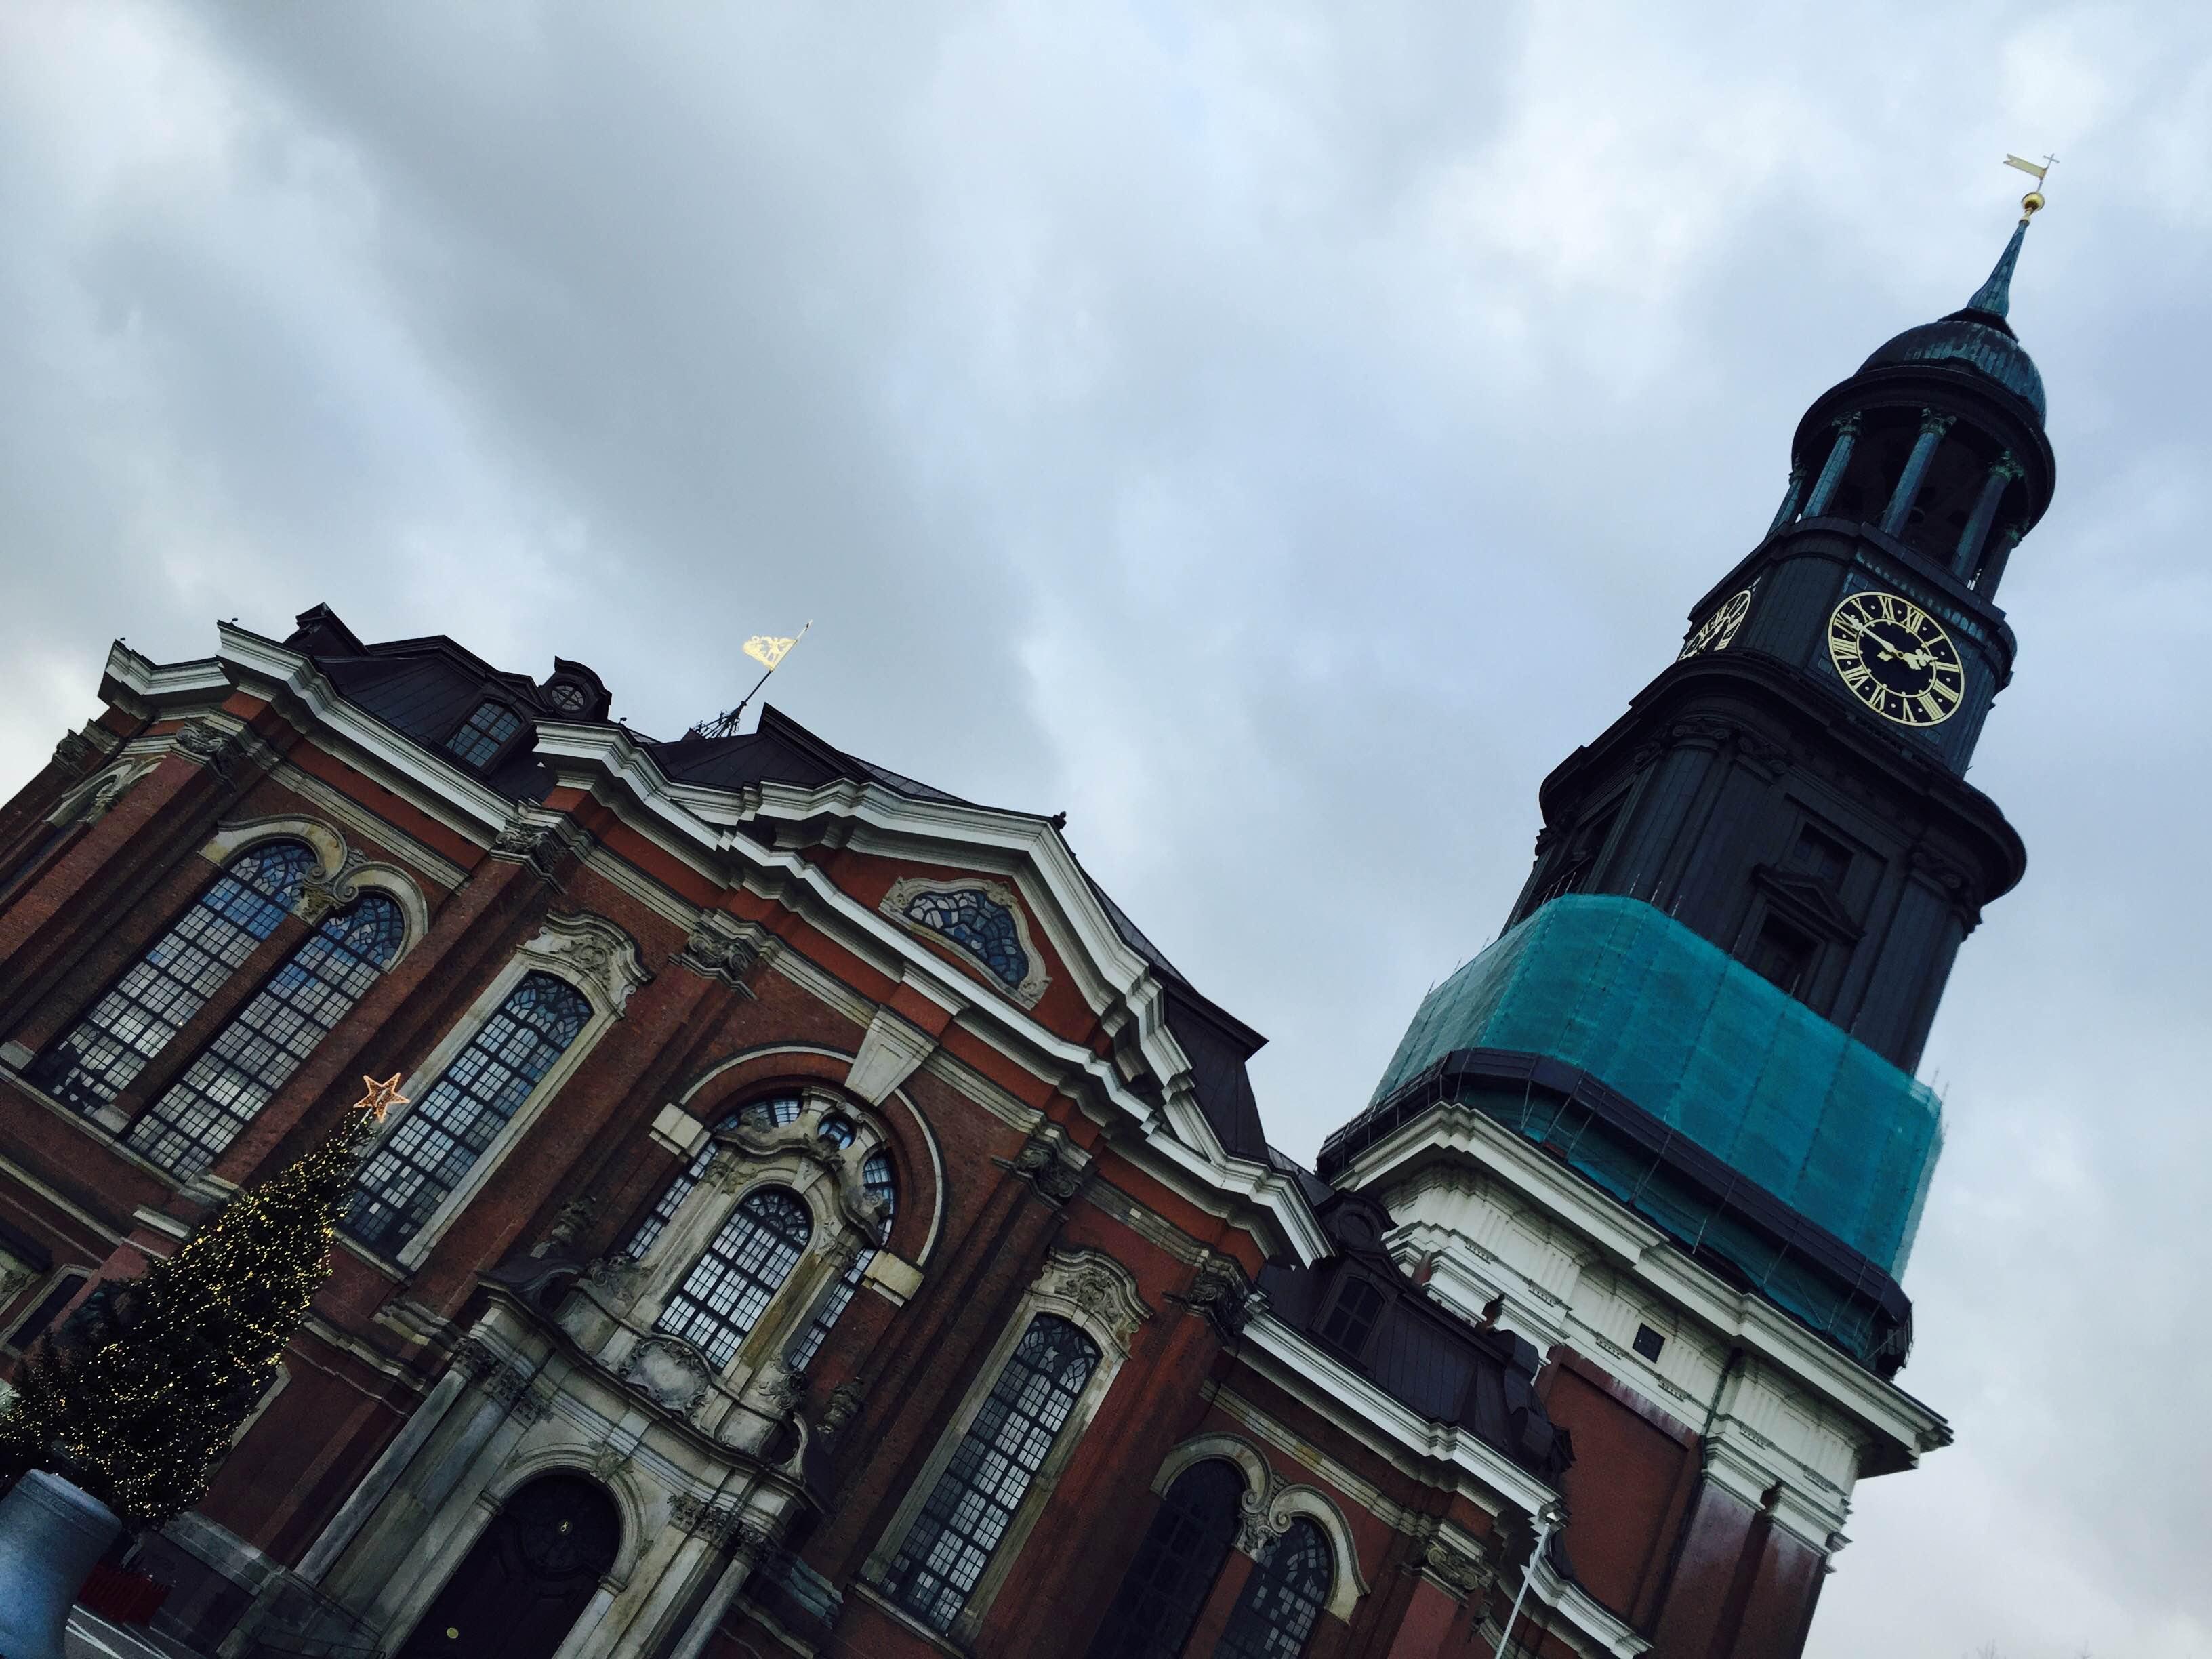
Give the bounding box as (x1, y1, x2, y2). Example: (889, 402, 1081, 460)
(398, 1473, 621, 1659)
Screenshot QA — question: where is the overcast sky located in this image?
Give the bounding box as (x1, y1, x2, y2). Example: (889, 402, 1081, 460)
(2, 4, 2206, 1654)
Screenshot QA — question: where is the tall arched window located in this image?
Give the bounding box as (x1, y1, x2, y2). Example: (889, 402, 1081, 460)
(1084, 1460, 1245, 1659)
(1216, 1518, 1333, 1659)
(883, 1314, 1100, 1633)
(345, 971, 592, 1254)
(655, 1185, 813, 1368)
(30, 840, 315, 1113)
(787, 1149, 895, 1371)
(125, 893, 406, 1178)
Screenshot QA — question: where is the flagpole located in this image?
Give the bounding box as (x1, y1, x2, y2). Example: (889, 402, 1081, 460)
(696, 621, 811, 739)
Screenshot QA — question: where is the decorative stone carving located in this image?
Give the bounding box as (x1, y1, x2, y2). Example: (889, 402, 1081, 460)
(541, 1193, 598, 1252)
(1033, 1248, 1151, 1350)
(585, 1254, 646, 1306)
(293, 863, 363, 926)
(1008, 1122, 1086, 1206)
(739, 1357, 804, 1421)
(589, 1445, 630, 1482)
(480, 1361, 535, 1410)
(879, 875, 1050, 1007)
(510, 1384, 555, 1426)
(1170, 1253, 1254, 1339)
(52, 731, 98, 773)
(174, 718, 243, 776)
(516, 911, 651, 1016)
(817, 1380, 865, 1442)
(672, 916, 764, 995)
(621, 1335, 715, 1417)
(1414, 1532, 1497, 1601)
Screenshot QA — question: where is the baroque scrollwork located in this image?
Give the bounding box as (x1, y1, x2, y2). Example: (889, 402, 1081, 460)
(174, 718, 243, 775)
(672, 915, 764, 995)
(1033, 1247, 1151, 1350)
(1413, 1530, 1497, 1601)
(1169, 1252, 1254, 1340)
(515, 911, 650, 1016)
(1008, 1122, 1086, 1206)
(620, 1334, 715, 1417)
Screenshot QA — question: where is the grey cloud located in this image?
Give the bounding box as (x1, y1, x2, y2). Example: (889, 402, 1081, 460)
(3, 4, 2208, 1653)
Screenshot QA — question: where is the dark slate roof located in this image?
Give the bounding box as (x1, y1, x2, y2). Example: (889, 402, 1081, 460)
(1860, 218, 2046, 420)
(1256, 1189, 1573, 1481)
(276, 605, 1273, 1166)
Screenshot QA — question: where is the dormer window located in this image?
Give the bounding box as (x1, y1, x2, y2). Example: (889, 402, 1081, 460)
(542, 678, 590, 714)
(445, 701, 523, 769)
(1317, 1277, 1385, 1359)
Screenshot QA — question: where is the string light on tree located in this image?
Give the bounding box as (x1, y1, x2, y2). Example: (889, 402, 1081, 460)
(0, 1076, 404, 1527)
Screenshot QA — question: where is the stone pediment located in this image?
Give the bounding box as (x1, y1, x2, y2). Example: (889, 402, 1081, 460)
(1752, 865, 1863, 941)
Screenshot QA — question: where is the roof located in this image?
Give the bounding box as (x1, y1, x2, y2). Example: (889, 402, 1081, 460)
(274, 605, 1270, 1164)
(1256, 1189, 1573, 1479)
(1860, 218, 2047, 419)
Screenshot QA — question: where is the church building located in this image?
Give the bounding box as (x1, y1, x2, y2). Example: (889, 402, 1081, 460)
(0, 206, 2055, 1658)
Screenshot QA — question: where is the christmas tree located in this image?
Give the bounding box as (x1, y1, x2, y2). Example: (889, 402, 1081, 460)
(0, 1075, 405, 1525)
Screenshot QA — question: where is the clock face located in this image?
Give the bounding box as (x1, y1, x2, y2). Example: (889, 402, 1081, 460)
(1679, 588, 1754, 659)
(1826, 590, 1966, 726)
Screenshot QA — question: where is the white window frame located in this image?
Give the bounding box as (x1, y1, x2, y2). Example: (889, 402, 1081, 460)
(863, 1247, 1153, 1643)
(361, 913, 647, 1272)
(617, 1086, 899, 1392)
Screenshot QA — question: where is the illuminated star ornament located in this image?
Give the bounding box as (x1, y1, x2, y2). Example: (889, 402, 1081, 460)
(357, 1073, 408, 1120)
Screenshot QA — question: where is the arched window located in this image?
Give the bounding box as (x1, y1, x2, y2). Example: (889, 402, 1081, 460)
(1084, 1460, 1245, 1659)
(787, 1149, 895, 1371)
(623, 1107, 746, 1259)
(445, 701, 524, 769)
(882, 1314, 1100, 1633)
(655, 1185, 813, 1368)
(125, 893, 406, 1178)
(30, 840, 315, 1113)
(345, 972, 591, 1254)
(1216, 1518, 1333, 1659)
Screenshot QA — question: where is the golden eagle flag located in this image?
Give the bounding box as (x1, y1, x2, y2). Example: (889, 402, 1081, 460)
(744, 634, 798, 671)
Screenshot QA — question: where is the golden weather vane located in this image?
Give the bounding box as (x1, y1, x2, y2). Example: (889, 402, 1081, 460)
(2003, 152, 2057, 220)
(694, 621, 815, 739)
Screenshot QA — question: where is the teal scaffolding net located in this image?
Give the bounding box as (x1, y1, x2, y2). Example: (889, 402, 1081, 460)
(1368, 895, 1943, 1277)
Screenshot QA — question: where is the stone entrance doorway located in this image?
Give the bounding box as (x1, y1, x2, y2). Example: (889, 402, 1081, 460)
(396, 1473, 621, 1659)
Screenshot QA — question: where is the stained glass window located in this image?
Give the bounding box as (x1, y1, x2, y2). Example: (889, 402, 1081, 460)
(1215, 1518, 1333, 1659)
(30, 841, 314, 1114)
(787, 1149, 897, 1372)
(655, 1185, 813, 1368)
(445, 701, 523, 769)
(344, 972, 591, 1254)
(882, 1314, 1099, 1633)
(899, 888, 1031, 992)
(1084, 1460, 1244, 1659)
(126, 893, 405, 1178)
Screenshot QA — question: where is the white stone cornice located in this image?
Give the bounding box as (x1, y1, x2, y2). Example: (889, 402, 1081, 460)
(1342, 1104, 1950, 1473)
(214, 626, 520, 838)
(1241, 1312, 1561, 1519)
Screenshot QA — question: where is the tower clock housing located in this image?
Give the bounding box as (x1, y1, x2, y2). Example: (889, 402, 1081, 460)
(1507, 222, 2050, 1073)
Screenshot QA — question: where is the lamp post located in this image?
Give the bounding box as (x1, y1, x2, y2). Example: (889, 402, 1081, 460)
(1493, 1501, 1568, 1659)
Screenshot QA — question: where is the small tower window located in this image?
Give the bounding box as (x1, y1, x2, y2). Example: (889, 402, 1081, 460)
(445, 701, 523, 769)
(1317, 1277, 1386, 1358)
(1788, 826, 1852, 890)
(1747, 916, 1818, 997)
(1633, 1324, 1666, 1361)
(542, 679, 590, 714)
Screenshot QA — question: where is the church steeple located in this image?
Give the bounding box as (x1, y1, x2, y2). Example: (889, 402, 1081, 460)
(1500, 199, 2054, 1073)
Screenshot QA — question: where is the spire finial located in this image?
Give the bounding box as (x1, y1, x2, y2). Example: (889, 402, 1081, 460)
(1965, 155, 2055, 319)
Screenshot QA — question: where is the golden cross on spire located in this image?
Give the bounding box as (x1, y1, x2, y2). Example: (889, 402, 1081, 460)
(2004, 152, 2057, 220)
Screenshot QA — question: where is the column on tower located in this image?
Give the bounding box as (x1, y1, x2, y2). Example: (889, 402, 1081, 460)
(1878, 409, 1957, 536)
(1952, 452, 2024, 580)
(1799, 415, 1862, 516)
(1767, 464, 1808, 536)
(1973, 523, 2024, 596)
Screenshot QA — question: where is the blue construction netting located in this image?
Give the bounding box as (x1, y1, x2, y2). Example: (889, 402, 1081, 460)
(1370, 895, 1943, 1275)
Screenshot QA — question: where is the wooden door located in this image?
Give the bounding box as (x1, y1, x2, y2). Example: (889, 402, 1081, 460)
(397, 1473, 621, 1659)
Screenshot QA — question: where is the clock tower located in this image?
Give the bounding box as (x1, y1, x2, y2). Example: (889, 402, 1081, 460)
(1315, 199, 2055, 1651)
(1504, 207, 2052, 1075)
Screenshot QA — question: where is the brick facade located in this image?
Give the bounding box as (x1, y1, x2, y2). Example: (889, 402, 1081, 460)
(0, 610, 1943, 1658)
